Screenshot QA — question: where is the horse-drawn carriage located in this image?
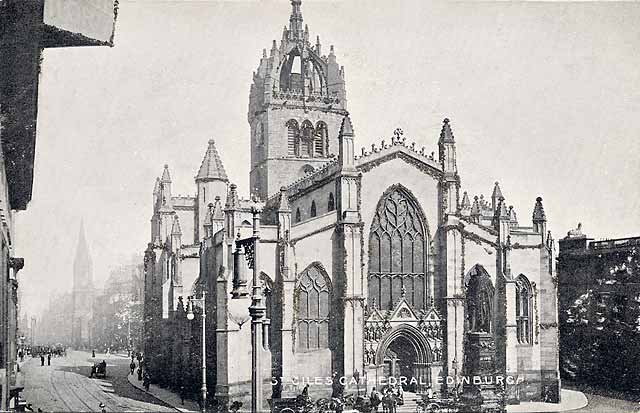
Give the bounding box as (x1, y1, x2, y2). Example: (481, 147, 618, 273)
(91, 360, 107, 379)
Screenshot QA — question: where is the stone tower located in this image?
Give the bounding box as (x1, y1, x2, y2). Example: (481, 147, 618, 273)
(248, 0, 348, 200)
(195, 140, 228, 242)
(71, 221, 94, 349)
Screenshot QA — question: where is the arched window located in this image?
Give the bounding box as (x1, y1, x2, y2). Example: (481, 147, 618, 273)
(328, 192, 335, 211)
(286, 120, 299, 156)
(301, 120, 314, 158)
(465, 265, 495, 333)
(296, 264, 331, 351)
(310, 201, 317, 218)
(516, 275, 532, 344)
(314, 122, 327, 157)
(295, 208, 301, 223)
(368, 185, 429, 311)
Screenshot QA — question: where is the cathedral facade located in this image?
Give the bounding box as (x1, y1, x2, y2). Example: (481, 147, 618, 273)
(143, 1, 560, 409)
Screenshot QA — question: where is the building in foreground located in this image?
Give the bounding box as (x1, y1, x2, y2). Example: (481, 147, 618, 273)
(143, 0, 560, 409)
(558, 226, 640, 392)
(1, 0, 118, 408)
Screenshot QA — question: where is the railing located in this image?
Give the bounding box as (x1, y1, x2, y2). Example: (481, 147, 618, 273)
(272, 89, 341, 105)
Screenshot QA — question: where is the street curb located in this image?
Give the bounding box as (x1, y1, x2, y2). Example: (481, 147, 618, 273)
(506, 389, 589, 413)
(126, 373, 197, 413)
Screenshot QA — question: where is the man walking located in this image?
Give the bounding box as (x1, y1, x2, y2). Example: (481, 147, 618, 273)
(129, 360, 136, 375)
(47, 353, 51, 366)
(40, 354, 44, 367)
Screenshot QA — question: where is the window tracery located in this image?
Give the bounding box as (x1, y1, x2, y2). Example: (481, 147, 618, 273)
(296, 265, 331, 351)
(516, 274, 532, 344)
(368, 186, 428, 311)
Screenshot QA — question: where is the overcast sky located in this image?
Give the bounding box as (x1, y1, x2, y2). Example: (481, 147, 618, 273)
(15, 0, 640, 318)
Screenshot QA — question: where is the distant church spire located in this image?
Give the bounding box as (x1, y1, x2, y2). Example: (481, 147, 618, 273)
(73, 220, 93, 290)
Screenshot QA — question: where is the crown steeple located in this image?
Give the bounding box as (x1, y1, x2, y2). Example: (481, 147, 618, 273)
(248, 0, 348, 200)
(289, 0, 304, 40)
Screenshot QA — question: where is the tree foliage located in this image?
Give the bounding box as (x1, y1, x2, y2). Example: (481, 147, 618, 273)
(560, 248, 640, 391)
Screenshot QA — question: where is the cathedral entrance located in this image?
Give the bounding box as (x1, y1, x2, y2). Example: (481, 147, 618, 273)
(376, 325, 432, 393)
(383, 336, 419, 391)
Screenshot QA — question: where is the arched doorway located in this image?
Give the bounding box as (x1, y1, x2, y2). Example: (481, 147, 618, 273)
(376, 325, 432, 392)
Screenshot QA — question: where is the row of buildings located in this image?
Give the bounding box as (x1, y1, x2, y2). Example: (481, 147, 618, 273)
(142, 1, 561, 411)
(36, 231, 145, 355)
(0, 0, 118, 409)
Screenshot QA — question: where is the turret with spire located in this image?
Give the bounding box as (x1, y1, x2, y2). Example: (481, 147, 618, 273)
(532, 196, 547, 242)
(438, 118, 460, 216)
(157, 164, 176, 243)
(491, 182, 503, 213)
(196, 139, 228, 242)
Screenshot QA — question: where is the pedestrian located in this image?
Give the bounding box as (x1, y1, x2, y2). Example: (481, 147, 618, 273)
(129, 360, 136, 375)
(40, 354, 44, 367)
(90, 364, 96, 378)
(370, 387, 382, 413)
(179, 385, 186, 405)
(92, 349, 96, 358)
(47, 353, 51, 366)
(137, 366, 143, 381)
(143, 372, 150, 392)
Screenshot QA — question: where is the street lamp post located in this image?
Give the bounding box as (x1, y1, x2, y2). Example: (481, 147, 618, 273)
(231, 201, 264, 413)
(248, 205, 265, 413)
(187, 291, 207, 413)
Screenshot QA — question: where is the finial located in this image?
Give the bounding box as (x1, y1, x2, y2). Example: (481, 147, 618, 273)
(401, 285, 407, 299)
(330, 45, 335, 54)
(164, 164, 168, 169)
(443, 118, 450, 124)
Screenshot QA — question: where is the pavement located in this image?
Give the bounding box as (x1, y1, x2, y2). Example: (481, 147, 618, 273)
(21, 350, 175, 412)
(507, 389, 588, 412)
(127, 372, 199, 413)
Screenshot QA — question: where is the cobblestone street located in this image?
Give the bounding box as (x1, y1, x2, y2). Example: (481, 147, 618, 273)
(21, 351, 175, 412)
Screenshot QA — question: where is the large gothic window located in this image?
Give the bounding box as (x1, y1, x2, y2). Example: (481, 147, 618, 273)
(368, 186, 428, 311)
(466, 265, 495, 333)
(286, 120, 299, 156)
(296, 265, 331, 351)
(516, 275, 532, 344)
